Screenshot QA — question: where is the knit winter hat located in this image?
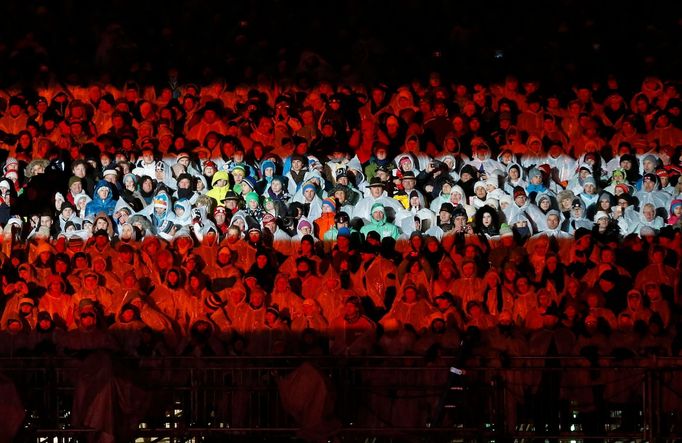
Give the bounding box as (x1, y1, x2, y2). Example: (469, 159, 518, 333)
(322, 197, 336, 212)
(204, 293, 226, 311)
(245, 192, 259, 205)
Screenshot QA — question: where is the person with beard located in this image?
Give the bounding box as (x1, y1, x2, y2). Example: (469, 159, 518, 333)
(329, 296, 376, 356)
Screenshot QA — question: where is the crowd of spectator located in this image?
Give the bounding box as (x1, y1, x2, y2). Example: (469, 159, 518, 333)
(0, 72, 680, 359)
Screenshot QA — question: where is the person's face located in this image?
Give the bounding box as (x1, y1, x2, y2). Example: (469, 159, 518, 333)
(139, 179, 153, 194)
(93, 258, 107, 273)
(439, 211, 452, 223)
(370, 186, 383, 198)
(167, 271, 179, 286)
(249, 289, 265, 307)
(344, 302, 359, 318)
(303, 188, 315, 201)
(84, 275, 98, 290)
(266, 178, 283, 194)
(291, 159, 303, 172)
(372, 89, 385, 104)
(256, 255, 268, 268)
(481, 212, 494, 227)
(97, 187, 109, 201)
(462, 262, 475, 277)
(214, 211, 226, 225)
(404, 288, 417, 302)
(516, 278, 529, 293)
(475, 187, 486, 199)
(643, 206, 655, 221)
(544, 214, 560, 230)
(514, 195, 527, 207)
(95, 218, 108, 231)
(587, 294, 599, 308)
(121, 308, 135, 323)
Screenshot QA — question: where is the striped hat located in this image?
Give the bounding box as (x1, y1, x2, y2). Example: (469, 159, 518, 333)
(204, 293, 226, 311)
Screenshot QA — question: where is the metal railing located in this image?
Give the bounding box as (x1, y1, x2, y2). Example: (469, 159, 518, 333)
(3, 355, 682, 441)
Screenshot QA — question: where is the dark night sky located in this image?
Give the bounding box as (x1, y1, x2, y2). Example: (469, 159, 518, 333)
(0, 1, 680, 88)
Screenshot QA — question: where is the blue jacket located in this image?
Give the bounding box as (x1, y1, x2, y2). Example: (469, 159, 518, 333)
(85, 180, 117, 217)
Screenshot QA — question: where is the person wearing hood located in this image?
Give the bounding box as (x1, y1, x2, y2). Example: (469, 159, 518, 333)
(168, 199, 192, 228)
(503, 187, 535, 232)
(503, 162, 527, 196)
(108, 303, 148, 355)
(668, 199, 682, 225)
(635, 173, 671, 210)
(292, 182, 323, 222)
(451, 258, 486, 309)
(566, 198, 594, 235)
(383, 283, 435, 334)
(145, 191, 171, 230)
(149, 267, 189, 332)
(72, 269, 115, 319)
(466, 143, 504, 177)
(360, 203, 400, 240)
(255, 159, 278, 194)
(85, 180, 117, 217)
(363, 143, 393, 182)
(329, 295, 376, 356)
(172, 173, 200, 205)
(206, 170, 230, 205)
(578, 175, 600, 211)
(57, 201, 82, 235)
(525, 167, 551, 199)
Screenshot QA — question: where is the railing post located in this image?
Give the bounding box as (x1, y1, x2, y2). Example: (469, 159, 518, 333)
(643, 368, 655, 441)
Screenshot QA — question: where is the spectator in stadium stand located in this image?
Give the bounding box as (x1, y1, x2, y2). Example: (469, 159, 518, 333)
(0, 71, 677, 361)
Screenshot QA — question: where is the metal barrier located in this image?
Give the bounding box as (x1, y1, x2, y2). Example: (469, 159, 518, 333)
(3, 355, 682, 441)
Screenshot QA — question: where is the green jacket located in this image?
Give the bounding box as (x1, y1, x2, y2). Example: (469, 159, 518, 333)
(360, 203, 400, 240)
